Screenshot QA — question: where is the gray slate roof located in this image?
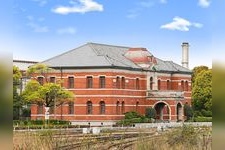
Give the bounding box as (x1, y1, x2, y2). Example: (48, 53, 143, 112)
(42, 42, 191, 73)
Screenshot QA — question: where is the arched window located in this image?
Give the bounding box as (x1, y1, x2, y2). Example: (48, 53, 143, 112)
(68, 102, 74, 114)
(185, 81, 189, 91)
(116, 77, 120, 89)
(136, 78, 140, 89)
(158, 79, 161, 90)
(167, 80, 171, 90)
(99, 101, 105, 114)
(116, 101, 120, 115)
(87, 101, 92, 114)
(150, 77, 153, 90)
(121, 101, 125, 114)
(121, 77, 125, 89)
(37, 77, 44, 85)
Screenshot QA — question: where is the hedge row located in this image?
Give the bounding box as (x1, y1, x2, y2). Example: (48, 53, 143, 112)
(116, 117, 153, 126)
(193, 117, 212, 122)
(13, 120, 70, 126)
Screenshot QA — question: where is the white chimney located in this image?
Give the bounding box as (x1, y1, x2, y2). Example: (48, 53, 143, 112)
(181, 42, 189, 68)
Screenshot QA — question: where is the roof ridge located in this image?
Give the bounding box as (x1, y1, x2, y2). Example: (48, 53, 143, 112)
(88, 43, 113, 66)
(41, 43, 88, 64)
(87, 42, 130, 49)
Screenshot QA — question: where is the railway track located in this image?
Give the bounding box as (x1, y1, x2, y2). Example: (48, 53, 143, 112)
(52, 130, 159, 150)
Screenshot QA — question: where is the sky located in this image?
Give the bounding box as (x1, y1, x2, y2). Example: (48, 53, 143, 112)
(3, 0, 225, 69)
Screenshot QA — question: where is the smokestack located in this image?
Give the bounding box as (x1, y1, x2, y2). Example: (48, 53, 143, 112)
(181, 42, 189, 68)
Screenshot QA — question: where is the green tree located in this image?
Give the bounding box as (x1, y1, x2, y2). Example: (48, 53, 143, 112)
(27, 63, 53, 82)
(13, 66, 22, 120)
(22, 80, 74, 108)
(183, 103, 193, 120)
(192, 69, 212, 117)
(23, 64, 74, 115)
(145, 107, 156, 119)
(192, 66, 208, 84)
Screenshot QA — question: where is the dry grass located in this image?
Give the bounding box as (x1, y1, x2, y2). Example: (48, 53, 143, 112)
(13, 126, 212, 150)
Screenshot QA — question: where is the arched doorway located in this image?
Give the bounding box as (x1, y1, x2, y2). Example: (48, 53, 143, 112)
(154, 102, 170, 121)
(177, 103, 183, 121)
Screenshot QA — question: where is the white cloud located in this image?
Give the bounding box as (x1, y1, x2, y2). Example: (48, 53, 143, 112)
(27, 22, 49, 33)
(32, 0, 47, 7)
(27, 15, 49, 33)
(57, 27, 77, 35)
(126, 8, 141, 19)
(139, 1, 154, 8)
(52, 0, 103, 15)
(198, 0, 210, 8)
(160, 16, 203, 31)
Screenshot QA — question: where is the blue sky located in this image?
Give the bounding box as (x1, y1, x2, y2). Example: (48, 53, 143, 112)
(5, 0, 225, 69)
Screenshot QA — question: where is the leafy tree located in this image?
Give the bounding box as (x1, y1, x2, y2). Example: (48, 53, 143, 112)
(192, 66, 208, 84)
(27, 63, 53, 82)
(145, 107, 156, 119)
(22, 80, 74, 108)
(13, 65, 22, 83)
(22, 63, 74, 117)
(183, 103, 193, 120)
(13, 66, 22, 120)
(192, 69, 212, 117)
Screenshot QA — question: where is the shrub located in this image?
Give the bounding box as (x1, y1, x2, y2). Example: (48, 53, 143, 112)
(184, 103, 193, 120)
(167, 125, 199, 147)
(201, 109, 212, 117)
(145, 107, 156, 119)
(194, 116, 212, 122)
(124, 111, 142, 119)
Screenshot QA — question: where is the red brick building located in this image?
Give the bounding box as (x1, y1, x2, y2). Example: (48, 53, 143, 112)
(30, 42, 192, 126)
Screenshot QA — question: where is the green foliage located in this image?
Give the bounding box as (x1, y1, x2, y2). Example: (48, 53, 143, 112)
(22, 64, 74, 108)
(192, 67, 212, 117)
(145, 107, 156, 119)
(183, 103, 193, 120)
(194, 116, 212, 122)
(167, 125, 199, 147)
(13, 120, 70, 126)
(27, 63, 53, 77)
(22, 80, 74, 107)
(13, 66, 22, 86)
(192, 65, 208, 84)
(13, 66, 23, 120)
(201, 109, 212, 117)
(124, 111, 141, 119)
(117, 111, 152, 126)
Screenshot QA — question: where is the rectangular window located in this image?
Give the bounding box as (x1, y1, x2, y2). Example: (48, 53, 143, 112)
(116, 77, 120, 89)
(37, 77, 44, 85)
(121, 77, 125, 89)
(99, 76, 105, 88)
(86, 76, 93, 88)
(68, 102, 74, 114)
(167, 80, 171, 90)
(50, 77, 56, 83)
(68, 77, 74, 88)
(136, 78, 140, 89)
